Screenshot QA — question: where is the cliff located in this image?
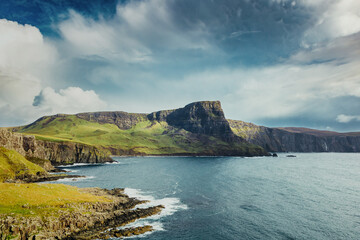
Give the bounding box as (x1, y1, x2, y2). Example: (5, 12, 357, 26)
(229, 120, 360, 152)
(148, 101, 243, 143)
(0, 129, 112, 165)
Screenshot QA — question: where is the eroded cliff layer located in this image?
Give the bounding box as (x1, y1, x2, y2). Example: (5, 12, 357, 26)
(0, 129, 112, 165)
(229, 120, 360, 152)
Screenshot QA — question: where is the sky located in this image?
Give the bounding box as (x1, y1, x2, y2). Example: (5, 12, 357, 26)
(0, 0, 360, 131)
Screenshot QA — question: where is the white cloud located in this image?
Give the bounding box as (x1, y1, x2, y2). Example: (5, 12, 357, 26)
(0, 19, 107, 126)
(336, 114, 360, 123)
(58, 10, 152, 63)
(57, 0, 211, 63)
(0, 19, 56, 126)
(0, 19, 56, 77)
(303, 0, 360, 44)
(33, 87, 107, 115)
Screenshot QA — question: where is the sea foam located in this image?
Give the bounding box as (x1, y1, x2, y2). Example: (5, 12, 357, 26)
(121, 188, 188, 235)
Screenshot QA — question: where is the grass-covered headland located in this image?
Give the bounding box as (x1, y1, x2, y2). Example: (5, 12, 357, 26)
(16, 101, 268, 157)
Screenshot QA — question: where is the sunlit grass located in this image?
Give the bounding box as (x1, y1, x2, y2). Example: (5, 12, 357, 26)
(0, 147, 45, 182)
(0, 183, 110, 216)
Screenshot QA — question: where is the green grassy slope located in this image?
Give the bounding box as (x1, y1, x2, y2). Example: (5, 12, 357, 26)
(228, 119, 264, 140)
(17, 115, 264, 156)
(0, 183, 110, 216)
(0, 147, 46, 182)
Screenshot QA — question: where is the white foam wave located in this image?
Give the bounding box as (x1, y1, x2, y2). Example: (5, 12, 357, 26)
(55, 175, 95, 182)
(104, 161, 127, 165)
(120, 188, 188, 237)
(62, 169, 79, 173)
(124, 188, 188, 219)
(57, 163, 104, 167)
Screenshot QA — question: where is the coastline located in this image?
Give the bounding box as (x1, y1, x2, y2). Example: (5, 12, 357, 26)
(0, 186, 164, 239)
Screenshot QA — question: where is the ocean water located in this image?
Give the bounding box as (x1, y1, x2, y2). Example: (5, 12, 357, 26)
(56, 153, 360, 239)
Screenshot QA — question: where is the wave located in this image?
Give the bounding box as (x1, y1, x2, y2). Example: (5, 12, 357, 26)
(62, 169, 79, 173)
(57, 163, 104, 168)
(104, 161, 126, 165)
(121, 188, 188, 236)
(55, 175, 96, 182)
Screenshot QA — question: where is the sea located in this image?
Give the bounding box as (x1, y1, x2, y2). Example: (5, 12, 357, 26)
(55, 153, 360, 239)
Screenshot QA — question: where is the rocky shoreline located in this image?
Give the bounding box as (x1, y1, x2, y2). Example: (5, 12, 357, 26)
(0, 188, 164, 240)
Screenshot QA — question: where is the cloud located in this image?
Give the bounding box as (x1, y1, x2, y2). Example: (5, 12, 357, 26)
(147, 32, 360, 124)
(57, 0, 211, 64)
(0, 19, 106, 126)
(302, 0, 360, 45)
(1, 1, 360, 132)
(336, 114, 360, 123)
(33, 87, 107, 115)
(0, 19, 56, 126)
(0, 19, 56, 73)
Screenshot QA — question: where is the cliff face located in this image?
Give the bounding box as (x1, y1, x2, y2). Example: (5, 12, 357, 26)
(148, 101, 243, 142)
(0, 129, 112, 165)
(229, 120, 360, 152)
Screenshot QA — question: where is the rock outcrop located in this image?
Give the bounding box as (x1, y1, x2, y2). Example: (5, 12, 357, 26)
(229, 120, 360, 152)
(148, 101, 243, 143)
(0, 129, 112, 165)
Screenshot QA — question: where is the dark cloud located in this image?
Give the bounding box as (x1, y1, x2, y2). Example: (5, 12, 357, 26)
(167, 0, 318, 65)
(0, 0, 119, 36)
(1, 0, 317, 64)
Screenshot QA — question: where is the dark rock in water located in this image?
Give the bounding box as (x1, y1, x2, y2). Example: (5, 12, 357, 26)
(272, 153, 278, 157)
(286, 155, 296, 157)
(101, 225, 153, 238)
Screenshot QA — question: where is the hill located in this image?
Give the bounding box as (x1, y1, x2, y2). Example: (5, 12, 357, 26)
(13, 101, 268, 159)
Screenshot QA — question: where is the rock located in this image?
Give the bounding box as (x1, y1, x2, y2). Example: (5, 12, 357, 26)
(272, 153, 278, 157)
(0, 188, 164, 240)
(286, 155, 296, 157)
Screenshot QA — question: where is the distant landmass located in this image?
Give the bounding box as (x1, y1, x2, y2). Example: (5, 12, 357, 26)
(229, 120, 360, 152)
(1, 101, 360, 166)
